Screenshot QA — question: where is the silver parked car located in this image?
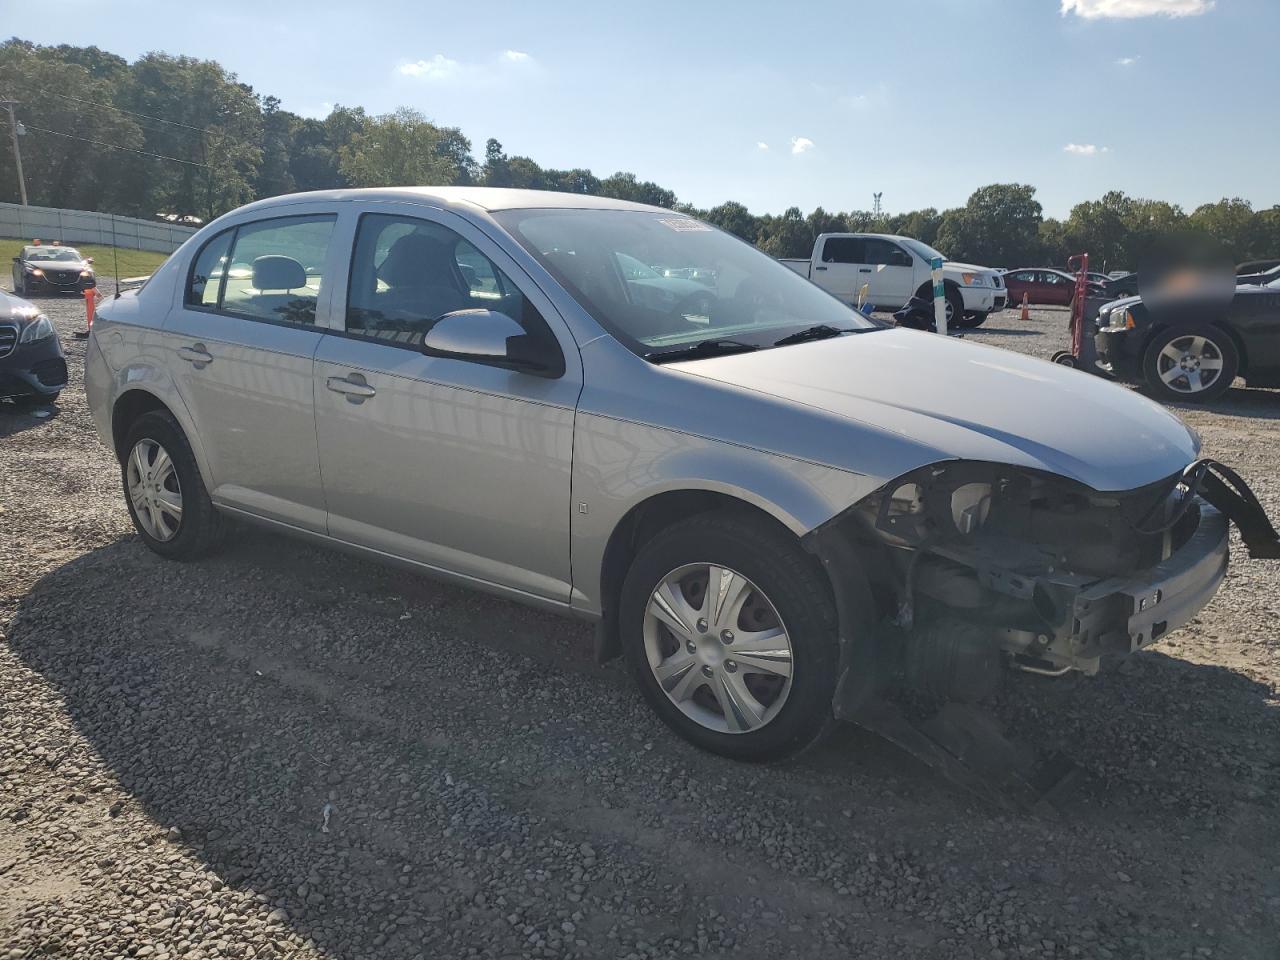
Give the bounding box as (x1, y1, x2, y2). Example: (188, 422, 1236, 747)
(85, 188, 1278, 761)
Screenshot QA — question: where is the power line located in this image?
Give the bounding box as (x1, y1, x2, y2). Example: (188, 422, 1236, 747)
(21, 123, 210, 167)
(42, 90, 209, 133)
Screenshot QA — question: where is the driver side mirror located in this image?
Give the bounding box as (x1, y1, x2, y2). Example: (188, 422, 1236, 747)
(422, 309, 563, 378)
(86, 257, 95, 265)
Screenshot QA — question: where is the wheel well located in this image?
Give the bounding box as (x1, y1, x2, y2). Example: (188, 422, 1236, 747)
(111, 390, 170, 462)
(593, 490, 795, 663)
(914, 279, 960, 300)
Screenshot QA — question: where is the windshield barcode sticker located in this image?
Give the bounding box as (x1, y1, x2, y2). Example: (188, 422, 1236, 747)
(657, 218, 712, 232)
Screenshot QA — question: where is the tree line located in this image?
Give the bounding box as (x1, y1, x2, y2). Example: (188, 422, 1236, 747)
(3, 38, 1278, 272)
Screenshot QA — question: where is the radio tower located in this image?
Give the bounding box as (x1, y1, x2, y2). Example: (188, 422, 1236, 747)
(872, 192, 883, 219)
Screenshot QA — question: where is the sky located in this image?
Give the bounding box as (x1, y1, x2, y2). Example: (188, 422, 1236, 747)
(4, 0, 1277, 219)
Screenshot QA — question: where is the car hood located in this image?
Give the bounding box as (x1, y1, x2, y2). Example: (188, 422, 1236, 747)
(944, 261, 998, 277)
(24, 259, 89, 271)
(669, 328, 1198, 492)
(0, 288, 42, 324)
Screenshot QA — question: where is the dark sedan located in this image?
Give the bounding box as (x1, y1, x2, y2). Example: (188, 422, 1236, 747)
(11, 244, 97, 296)
(0, 288, 68, 404)
(1094, 274, 1280, 402)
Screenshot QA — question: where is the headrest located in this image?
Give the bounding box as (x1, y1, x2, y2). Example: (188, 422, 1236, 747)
(379, 234, 456, 289)
(253, 255, 306, 291)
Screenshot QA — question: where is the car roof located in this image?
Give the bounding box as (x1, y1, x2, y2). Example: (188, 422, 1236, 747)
(227, 186, 666, 217)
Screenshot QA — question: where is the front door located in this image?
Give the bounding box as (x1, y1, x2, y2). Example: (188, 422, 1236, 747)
(861, 238, 915, 308)
(313, 207, 582, 603)
(163, 211, 338, 532)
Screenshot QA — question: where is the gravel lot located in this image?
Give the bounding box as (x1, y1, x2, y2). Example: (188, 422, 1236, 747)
(2, 288, 1278, 960)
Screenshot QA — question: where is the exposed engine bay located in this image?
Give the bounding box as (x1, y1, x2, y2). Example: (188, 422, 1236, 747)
(811, 458, 1280, 705)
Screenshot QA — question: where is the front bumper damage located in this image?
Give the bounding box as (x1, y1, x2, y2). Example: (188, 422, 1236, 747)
(803, 456, 1277, 808)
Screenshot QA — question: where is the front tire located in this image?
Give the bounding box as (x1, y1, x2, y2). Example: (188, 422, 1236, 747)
(955, 310, 989, 329)
(121, 410, 226, 559)
(619, 511, 840, 761)
(1140, 325, 1238, 403)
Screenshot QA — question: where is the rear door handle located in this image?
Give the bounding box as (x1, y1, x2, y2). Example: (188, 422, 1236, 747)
(326, 375, 376, 401)
(176, 344, 213, 365)
(814, 265, 828, 271)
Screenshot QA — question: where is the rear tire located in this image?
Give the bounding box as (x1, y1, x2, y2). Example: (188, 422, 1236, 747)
(1140, 325, 1238, 403)
(121, 410, 226, 559)
(619, 510, 841, 761)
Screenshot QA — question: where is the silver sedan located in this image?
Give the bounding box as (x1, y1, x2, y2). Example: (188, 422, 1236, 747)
(84, 187, 1277, 761)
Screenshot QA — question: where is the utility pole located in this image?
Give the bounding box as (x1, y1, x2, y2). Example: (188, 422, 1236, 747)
(2, 96, 29, 206)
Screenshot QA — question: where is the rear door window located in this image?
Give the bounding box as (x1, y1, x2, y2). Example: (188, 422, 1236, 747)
(218, 215, 336, 326)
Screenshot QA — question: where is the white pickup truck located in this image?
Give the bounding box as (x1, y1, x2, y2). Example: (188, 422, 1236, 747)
(781, 233, 1006, 328)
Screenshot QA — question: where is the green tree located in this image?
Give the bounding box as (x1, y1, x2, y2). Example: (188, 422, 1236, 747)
(935, 184, 1043, 267)
(757, 207, 812, 258)
(703, 201, 759, 242)
(338, 107, 462, 188)
(598, 171, 677, 208)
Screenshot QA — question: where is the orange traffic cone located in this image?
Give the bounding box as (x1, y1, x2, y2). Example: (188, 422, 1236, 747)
(73, 287, 101, 339)
(1019, 292, 1030, 323)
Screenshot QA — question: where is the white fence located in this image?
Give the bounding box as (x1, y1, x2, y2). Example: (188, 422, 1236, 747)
(0, 202, 198, 254)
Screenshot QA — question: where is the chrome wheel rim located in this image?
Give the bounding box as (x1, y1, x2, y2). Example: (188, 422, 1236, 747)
(126, 439, 183, 542)
(642, 563, 794, 735)
(1156, 335, 1226, 395)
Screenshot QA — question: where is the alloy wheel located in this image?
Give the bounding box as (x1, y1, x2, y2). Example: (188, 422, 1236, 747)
(642, 563, 794, 734)
(1154, 334, 1226, 395)
(126, 438, 183, 541)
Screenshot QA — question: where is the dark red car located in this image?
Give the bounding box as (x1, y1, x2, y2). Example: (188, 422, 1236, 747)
(1001, 268, 1104, 306)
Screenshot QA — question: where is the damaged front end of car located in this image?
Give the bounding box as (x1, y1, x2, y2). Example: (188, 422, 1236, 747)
(803, 457, 1276, 808)
(808, 457, 1277, 714)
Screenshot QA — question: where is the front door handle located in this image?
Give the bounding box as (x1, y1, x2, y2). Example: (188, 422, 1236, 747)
(814, 265, 828, 271)
(176, 344, 213, 366)
(326, 375, 376, 401)
(858, 267, 873, 273)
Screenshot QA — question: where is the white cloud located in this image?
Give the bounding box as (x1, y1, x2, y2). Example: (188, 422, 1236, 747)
(1116, 55, 1139, 65)
(298, 101, 333, 120)
(398, 54, 460, 81)
(398, 51, 540, 84)
(790, 136, 815, 155)
(1061, 0, 1212, 19)
(756, 141, 770, 151)
(1064, 143, 1111, 155)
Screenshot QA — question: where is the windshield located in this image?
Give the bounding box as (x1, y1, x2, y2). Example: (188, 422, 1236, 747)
(493, 209, 876, 356)
(25, 246, 83, 262)
(899, 237, 946, 262)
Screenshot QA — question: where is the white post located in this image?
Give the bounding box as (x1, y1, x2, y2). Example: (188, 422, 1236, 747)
(930, 256, 947, 337)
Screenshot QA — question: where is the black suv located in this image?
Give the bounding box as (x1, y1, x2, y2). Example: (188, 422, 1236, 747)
(1095, 276, 1280, 402)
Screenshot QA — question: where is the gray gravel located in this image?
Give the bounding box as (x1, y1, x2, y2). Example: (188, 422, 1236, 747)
(2, 290, 1278, 959)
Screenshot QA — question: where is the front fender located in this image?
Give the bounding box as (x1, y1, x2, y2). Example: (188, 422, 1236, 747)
(569, 410, 881, 614)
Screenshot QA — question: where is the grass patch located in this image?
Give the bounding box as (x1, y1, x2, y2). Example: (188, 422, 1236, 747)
(1, 238, 170, 283)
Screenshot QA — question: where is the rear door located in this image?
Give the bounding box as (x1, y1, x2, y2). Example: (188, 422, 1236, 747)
(1039, 271, 1073, 305)
(312, 204, 582, 602)
(163, 209, 339, 532)
(814, 236, 865, 304)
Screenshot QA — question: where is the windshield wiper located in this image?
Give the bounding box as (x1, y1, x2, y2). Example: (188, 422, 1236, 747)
(773, 324, 858, 346)
(646, 338, 761, 363)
